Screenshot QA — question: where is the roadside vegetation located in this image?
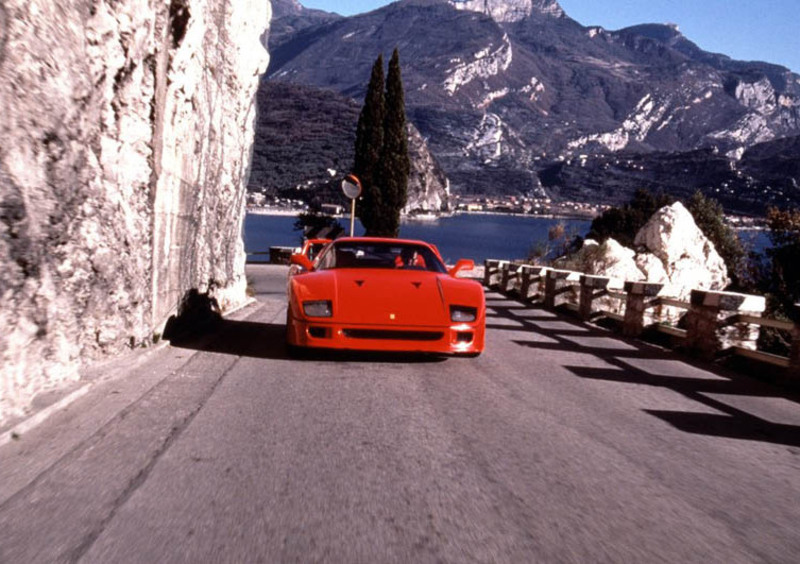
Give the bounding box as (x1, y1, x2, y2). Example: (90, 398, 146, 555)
(756, 207, 800, 353)
(585, 188, 800, 354)
(586, 189, 747, 289)
(353, 49, 410, 237)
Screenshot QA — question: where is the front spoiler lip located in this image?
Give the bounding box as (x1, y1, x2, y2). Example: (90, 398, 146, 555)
(287, 316, 485, 354)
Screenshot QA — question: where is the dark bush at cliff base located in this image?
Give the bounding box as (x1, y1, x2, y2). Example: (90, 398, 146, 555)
(163, 289, 222, 341)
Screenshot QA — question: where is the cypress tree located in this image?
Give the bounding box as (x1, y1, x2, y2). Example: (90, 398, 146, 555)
(377, 48, 410, 237)
(354, 55, 385, 236)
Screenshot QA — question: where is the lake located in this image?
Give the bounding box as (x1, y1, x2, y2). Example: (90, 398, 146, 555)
(244, 213, 773, 264)
(244, 213, 592, 264)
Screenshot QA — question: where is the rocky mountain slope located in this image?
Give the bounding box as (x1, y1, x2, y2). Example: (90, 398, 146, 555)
(538, 135, 800, 214)
(268, 0, 342, 50)
(251, 81, 449, 213)
(265, 0, 800, 210)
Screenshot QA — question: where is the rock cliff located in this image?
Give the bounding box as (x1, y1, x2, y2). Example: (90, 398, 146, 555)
(405, 124, 451, 213)
(451, 0, 565, 21)
(564, 202, 729, 300)
(0, 0, 270, 425)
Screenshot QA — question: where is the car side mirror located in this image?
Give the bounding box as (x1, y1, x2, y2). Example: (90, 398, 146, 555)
(449, 258, 475, 277)
(290, 254, 314, 272)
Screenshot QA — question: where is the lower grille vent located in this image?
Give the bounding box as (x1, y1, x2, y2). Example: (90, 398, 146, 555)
(343, 329, 444, 341)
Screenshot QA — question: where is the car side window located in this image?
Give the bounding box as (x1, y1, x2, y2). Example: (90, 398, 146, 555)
(316, 246, 336, 270)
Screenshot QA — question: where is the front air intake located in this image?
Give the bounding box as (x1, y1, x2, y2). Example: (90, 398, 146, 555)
(342, 329, 444, 341)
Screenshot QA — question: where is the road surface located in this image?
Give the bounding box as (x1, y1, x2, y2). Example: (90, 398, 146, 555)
(1, 264, 799, 563)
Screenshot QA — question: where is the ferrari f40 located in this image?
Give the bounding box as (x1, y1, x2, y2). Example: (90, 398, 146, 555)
(286, 237, 485, 356)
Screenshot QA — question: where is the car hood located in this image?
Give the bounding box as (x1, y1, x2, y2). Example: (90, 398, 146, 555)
(291, 269, 484, 326)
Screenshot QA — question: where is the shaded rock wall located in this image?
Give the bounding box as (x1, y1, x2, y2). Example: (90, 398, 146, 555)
(0, 0, 270, 424)
(405, 123, 450, 213)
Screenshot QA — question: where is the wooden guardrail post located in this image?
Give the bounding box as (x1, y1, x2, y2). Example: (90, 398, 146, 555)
(500, 262, 516, 294)
(269, 246, 295, 264)
(544, 269, 579, 310)
(483, 259, 507, 289)
(579, 275, 610, 321)
(685, 290, 766, 361)
(790, 303, 800, 376)
(622, 282, 663, 337)
(519, 265, 548, 302)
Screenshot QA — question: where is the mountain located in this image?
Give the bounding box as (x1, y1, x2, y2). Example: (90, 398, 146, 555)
(264, 0, 800, 211)
(268, 0, 343, 49)
(250, 81, 450, 213)
(538, 135, 800, 214)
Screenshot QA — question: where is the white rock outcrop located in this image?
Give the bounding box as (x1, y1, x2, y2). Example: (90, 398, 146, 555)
(451, 0, 565, 22)
(443, 35, 513, 96)
(633, 202, 729, 298)
(563, 238, 644, 288)
(562, 202, 729, 303)
(0, 0, 270, 426)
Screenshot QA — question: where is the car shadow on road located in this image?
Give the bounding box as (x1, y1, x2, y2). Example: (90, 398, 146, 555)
(168, 319, 447, 364)
(484, 291, 800, 449)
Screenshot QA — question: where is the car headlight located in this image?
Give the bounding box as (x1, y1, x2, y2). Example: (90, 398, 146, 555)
(450, 306, 477, 322)
(303, 300, 332, 317)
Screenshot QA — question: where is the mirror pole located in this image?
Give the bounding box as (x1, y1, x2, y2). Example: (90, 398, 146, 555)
(342, 174, 362, 238)
(350, 199, 356, 237)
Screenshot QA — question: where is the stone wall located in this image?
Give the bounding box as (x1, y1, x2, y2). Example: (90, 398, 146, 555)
(0, 0, 270, 424)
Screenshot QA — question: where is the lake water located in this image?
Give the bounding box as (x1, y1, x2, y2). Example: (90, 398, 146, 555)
(244, 213, 591, 264)
(244, 212, 773, 264)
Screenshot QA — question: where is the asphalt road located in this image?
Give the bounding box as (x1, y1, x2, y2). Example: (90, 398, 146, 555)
(1, 264, 799, 563)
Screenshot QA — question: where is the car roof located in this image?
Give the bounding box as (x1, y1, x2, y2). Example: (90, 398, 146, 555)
(333, 237, 433, 247)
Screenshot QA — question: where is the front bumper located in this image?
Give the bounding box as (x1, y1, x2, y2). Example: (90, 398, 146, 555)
(286, 314, 485, 355)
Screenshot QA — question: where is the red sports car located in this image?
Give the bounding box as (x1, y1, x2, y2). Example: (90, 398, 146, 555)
(288, 238, 332, 277)
(286, 237, 485, 356)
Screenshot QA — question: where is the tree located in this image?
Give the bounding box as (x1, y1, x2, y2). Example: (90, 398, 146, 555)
(765, 206, 800, 307)
(354, 55, 385, 236)
(353, 50, 409, 237)
(376, 48, 410, 237)
(684, 191, 747, 289)
(293, 209, 342, 243)
(587, 189, 674, 247)
(750, 206, 800, 354)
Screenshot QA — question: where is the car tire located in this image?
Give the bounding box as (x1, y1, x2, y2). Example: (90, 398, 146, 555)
(286, 343, 307, 359)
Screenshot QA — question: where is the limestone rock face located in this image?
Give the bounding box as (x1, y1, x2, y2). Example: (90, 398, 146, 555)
(634, 202, 729, 298)
(566, 202, 729, 306)
(635, 253, 669, 285)
(0, 0, 269, 425)
(405, 124, 450, 214)
(561, 238, 644, 288)
(451, 0, 565, 22)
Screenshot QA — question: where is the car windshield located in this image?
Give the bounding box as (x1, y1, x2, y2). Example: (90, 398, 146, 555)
(317, 242, 447, 273)
(307, 243, 326, 261)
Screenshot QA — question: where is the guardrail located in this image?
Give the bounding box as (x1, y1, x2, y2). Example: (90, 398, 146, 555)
(484, 259, 800, 377)
(246, 246, 295, 264)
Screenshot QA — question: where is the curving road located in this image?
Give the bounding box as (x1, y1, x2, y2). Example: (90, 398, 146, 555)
(1, 264, 799, 562)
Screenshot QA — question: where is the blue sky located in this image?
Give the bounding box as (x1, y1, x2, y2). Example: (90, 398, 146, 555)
(298, 0, 800, 72)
